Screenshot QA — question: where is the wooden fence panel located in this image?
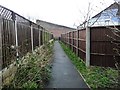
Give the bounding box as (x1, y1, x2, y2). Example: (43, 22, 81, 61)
(40, 30, 43, 46)
(33, 27, 39, 49)
(72, 31, 77, 54)
(90, 27, 120, 67)
(0, 5, 53, 70)
(69, 32, 72, 49)
(66, 33, 69, 44)
(17, 23, 31, 57)
(61, 26, 120, 67)
(2, 19, 16, 68)
(78, 29, 86, 61)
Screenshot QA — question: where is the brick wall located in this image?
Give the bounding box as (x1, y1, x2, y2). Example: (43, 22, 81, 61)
(36, 20, 75, 39)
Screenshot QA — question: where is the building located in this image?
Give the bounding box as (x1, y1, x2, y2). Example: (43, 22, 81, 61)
(88, 2, 120, 27)
(36, 20, 75, 39)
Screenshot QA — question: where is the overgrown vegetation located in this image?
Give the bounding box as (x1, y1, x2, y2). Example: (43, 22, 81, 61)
(4, 40, 54, 89)
(60, 41, 119, 89)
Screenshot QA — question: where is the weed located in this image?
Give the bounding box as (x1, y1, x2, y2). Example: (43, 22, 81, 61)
(60, 41, 119, 89)
(4, 41, 54, 89)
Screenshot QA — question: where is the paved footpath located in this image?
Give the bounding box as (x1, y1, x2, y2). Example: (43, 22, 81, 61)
(46, 41, 89, 89)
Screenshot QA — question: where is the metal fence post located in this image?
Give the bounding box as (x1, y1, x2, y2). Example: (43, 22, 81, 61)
(86, 27, 90, 67)
(31, 24, 34, 52)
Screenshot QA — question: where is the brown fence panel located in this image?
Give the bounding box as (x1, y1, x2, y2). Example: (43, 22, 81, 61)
(73, 31, 78, 54)
(0, 5, 53, 70)
(40, 30, 43, 45)
(61, 26, 120, 68)
(2, 19, 16, 68)
(33, 27, 39, 49)
(17, 23, 31, 57)
(90, 26, 120, 67)
(69, 32, 72, 49)
(66, 33, 69, 44)
(78, 29, 86, 61)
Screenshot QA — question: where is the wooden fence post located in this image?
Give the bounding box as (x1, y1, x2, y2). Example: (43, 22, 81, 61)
(86, 27, 90, 67)
(0, 17, 3, 89)
(31, 24, 34, 52)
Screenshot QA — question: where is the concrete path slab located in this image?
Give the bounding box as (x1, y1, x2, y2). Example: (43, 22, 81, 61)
(46, 41, 89, 89)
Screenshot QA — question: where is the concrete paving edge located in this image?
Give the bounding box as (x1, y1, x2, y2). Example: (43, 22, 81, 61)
(73, 65, 91, 89)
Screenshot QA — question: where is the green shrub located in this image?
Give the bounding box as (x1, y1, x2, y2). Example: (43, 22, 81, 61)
(4, 42, 54, 89)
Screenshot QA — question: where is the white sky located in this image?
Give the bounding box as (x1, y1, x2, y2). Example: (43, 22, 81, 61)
(0, 0, 115, 28)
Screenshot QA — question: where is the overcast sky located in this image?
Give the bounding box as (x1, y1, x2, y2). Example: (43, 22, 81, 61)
(0, 0, 115, 28)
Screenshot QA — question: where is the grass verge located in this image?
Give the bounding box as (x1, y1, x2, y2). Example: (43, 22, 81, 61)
(60, 41, 119, 89)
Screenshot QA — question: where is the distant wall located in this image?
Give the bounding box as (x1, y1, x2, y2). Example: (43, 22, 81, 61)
(36, 20, 75, 39)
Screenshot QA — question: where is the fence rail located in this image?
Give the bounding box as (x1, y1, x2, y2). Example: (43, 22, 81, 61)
(0, 5, 53, 70)
(61, 26, 120, 68)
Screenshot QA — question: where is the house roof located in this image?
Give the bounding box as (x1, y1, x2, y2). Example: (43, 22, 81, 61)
(88, 2, 120, 26)
(36, 19, 76, 30)
(92, 2, 120, 19)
